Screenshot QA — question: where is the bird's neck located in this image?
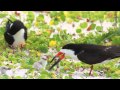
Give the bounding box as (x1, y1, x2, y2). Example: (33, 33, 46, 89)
(13, 29, 25, 37)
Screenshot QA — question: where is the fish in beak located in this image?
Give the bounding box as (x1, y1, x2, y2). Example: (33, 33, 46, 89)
(49, 52, 65, 71)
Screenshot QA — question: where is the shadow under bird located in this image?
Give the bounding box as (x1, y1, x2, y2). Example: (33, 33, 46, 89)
(4, 19, 27, 48)
(49, 43, 120, 75)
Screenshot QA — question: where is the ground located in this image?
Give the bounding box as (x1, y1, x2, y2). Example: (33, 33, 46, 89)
(0, 11, 120, 79)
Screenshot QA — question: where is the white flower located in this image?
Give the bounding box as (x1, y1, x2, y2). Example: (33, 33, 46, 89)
(6, 70, 14, 77)
(33, 62, 43, 70)
(33, 58, 47, 71)
(44, 15, 51, 24)
(0, 66, 11, 75)
(14, 69, 28, 77)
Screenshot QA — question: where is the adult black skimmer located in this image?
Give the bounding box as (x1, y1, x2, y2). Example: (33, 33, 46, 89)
(49, 43, 120, 75)
(4, 19, 27, 48)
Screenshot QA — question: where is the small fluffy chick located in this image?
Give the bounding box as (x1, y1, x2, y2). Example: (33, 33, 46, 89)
(33, 55, 48, 71)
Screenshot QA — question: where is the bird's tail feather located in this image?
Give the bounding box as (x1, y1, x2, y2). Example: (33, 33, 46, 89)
(6, 19, 13, 31)
(114, 52, 120, 57)
(7, 19, 13, 23)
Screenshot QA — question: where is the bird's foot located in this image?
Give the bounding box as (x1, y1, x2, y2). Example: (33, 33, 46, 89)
(89, 73, 94, 76)
(89, 71, 94, 76)
(9, 45, 14, 49)
(9, 45, 15, 54)
(20, 43, 26, 49)
(81, 68, 85, 72)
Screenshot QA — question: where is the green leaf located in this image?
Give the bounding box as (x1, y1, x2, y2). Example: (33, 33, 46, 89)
(91, 23, 96, 30)
(40, 74, 50, 79)
(36, 14, 44, 22)
(50, 11, 58, 17)
(27, 12, 35, 23)
(9, 15, 16, 21)
(38, 44, 48, 53)
(26, 58, 35, 65)
(65, 76, 70, 79)
(76, 29, 81, 33)
(0, 12, 8, 18)
(81, 11, 90, 18)
(53, 34, 61, 41)
(54, 18, 60, 25)
(40, 70, 49, 75)
(96, 26, 103, 31)
(25, 23, 31, 29)
(0, 75, 9, 79)
(14, 76, 23, 79)
(60, 14, 66, 21)
(112, 36, 120, 45)
(80, 22, 88, 29)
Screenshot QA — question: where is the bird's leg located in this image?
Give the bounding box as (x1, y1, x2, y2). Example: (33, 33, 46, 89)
(12, 48, 15, 54)
(9, 45, 15, 54)
(89, 65, 93, 76)
(20, 44, 25, 48)
(81, 68, 85, 72)
(20, 43, 25, 50)
(80, 66, 85, 71)
(20, 44, 23, 51)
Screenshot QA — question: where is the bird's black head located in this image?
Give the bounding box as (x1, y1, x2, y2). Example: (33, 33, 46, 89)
(62, 43, 81, 55)
(62, 43, 76, 49)
(7, 19, 26, 35)
(5, 19, 27, 48)
(49, 43, 79, 71)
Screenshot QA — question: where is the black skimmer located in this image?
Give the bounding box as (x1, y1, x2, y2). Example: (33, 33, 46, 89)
(4, 19, 27, 48)
(49, 43, 120, 75)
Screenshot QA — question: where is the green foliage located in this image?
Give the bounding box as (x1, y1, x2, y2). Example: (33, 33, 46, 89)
(26, 12, 35, 28)
(0, 11, 120, 79)
(96, 26, 103, 31)
(76, 28, 81, 33)
(112, 36, 120, 45)
(9, 15, 17, 21)
(27, 12, 35, 23)
(0, 12, 8, 18)
(38, 44, 48, 53)
(91, 23, 96, 30)
(80, 22, 88, 29)
(0, 75, 9, 79)
(36, 14, 44, 22)
(50, 11, 66, 25)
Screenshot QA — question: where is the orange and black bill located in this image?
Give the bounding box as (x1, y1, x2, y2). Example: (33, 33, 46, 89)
(49, 52, 65, 71)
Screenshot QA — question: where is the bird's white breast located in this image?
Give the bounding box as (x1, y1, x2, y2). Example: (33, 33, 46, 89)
(60, 49, 79, 61)
(13, 29, 25, 47)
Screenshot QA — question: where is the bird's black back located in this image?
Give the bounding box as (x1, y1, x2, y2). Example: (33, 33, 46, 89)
(62, 44, 120, 64)
(4, 19, 27, 45)
(6, 19, 13, 32)
(7, 20, 26, 35)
